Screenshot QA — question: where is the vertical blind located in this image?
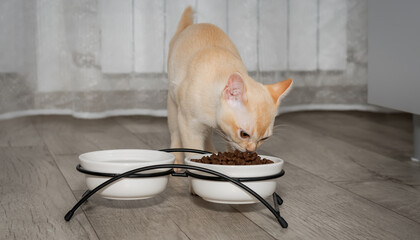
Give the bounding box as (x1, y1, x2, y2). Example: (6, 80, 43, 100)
(99, 0, 347, 75)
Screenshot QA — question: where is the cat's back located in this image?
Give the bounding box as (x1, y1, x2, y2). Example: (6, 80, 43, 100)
(168, 23, 242, 89)
(170, 23, 241, 61)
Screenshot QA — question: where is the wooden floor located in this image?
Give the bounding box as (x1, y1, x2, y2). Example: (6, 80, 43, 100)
(1, 111, 419, 239)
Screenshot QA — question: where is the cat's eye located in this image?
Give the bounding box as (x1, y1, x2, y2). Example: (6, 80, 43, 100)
(239, 130, 250, 139)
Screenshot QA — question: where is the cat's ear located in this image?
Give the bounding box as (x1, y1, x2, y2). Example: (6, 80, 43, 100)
(223, 73, 247, 106)
(265, 78, 293, 105)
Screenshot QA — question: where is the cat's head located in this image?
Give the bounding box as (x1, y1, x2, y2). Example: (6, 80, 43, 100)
(218, 73, 292, 152)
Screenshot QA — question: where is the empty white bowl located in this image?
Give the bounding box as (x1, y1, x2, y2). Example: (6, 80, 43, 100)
(79, 149, 175, 200)
(185, 154, 284, 204)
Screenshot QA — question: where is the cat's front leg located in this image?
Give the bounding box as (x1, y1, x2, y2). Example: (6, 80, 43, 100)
(177, 113, 206, 164)
(167, 94, 184, 164)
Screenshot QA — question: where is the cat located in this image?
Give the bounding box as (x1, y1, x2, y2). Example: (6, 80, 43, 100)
(167, 6, 293, 164)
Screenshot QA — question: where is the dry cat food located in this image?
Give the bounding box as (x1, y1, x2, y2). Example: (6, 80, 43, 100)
(192, 150, 273, 165)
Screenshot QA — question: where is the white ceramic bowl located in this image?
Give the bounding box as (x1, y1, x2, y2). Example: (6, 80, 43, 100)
(79, 149, 175, 200)
(185, 154, 284, 204)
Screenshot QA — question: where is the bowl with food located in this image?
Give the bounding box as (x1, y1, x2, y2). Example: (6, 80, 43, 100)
(185, 150, 284, 204)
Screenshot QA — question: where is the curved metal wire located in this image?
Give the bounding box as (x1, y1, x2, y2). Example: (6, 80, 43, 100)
(76, 164, 173, 178)
(75, 164, 284, 182)
(185, 169, 285, 182)
(159, 148, 212, 155)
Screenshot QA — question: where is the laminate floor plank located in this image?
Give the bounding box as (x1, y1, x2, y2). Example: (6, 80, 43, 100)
(0, 146, 98, 240)
(54, 154, 87, 191)
(260, 113, 420, 227)
(73, 189, 189, 240)
(340, 111, 413, 133)
(161, 178, 277, 240)
(116, 116, 169, 134)
(118, 115, 225, 152)
(336, 179, 420, 223)
(259, 122, 420, 186)
(278, 111, 413, 162)
(2, 112, 417, 239)
(0, 117, 44, 147)
(33, 116, 150, 156)
(32, 116, 99, 155)
(134, 131, 171, 151)
(232, 163, 420, 240)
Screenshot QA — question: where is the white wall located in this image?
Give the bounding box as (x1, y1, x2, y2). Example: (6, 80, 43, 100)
(368, 0, 420, 115)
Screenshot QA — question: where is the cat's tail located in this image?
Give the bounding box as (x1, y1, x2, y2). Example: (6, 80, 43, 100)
(175, 6, 194, 35)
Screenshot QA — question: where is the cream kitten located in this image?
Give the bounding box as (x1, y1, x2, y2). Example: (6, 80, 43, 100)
(167, 7, 293, 164)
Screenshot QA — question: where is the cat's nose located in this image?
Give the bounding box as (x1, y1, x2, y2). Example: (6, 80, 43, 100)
(246, 144, 256, 152)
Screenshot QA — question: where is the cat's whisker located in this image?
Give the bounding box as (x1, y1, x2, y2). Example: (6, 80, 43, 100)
(272, 123, 293, 136)
(214, 128, 224, 136)
(214, 129, 231, 141)
(273, 123, 290, 129)
(230, 141, 246, 152)
(215, 130, 230, 144)
(273, 123, 291, 130)
(216, 134, 230, 143)
(222, 137, 230, 143)
(214, 129, 242, 151)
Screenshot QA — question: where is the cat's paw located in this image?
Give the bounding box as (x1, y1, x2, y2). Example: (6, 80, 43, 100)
(173, 157, 185, 173)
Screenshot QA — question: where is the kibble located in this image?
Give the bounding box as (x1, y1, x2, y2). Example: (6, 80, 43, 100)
(191, 150, 273, 165)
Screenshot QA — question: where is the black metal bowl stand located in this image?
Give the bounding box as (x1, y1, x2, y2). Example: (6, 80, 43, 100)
(64, 148, 288, 228)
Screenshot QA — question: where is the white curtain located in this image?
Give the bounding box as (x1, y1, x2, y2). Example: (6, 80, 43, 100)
(0, 0, 377, 120)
